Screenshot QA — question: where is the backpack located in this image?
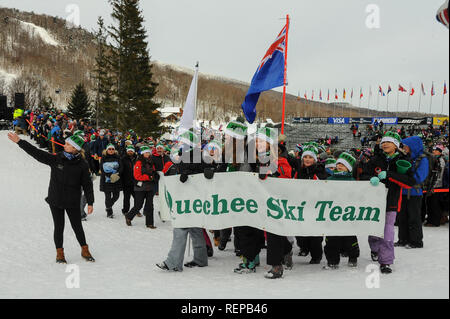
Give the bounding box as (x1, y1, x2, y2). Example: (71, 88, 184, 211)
(412, 151, 441, 196)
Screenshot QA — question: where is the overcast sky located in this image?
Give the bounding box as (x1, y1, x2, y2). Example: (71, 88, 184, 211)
(1, 0, 449, 114)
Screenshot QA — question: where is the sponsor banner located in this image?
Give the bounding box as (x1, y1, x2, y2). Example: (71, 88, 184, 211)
(397, 117, 431, 125)
(350, 117, 373, 124)
(292, 117, 311, 124)
(309, 117, 328, 124)
(372, 117, 398, 125)
(327, 117, 350, 125)
(433, 117, 449, 126)
(159, 172, 386, 237)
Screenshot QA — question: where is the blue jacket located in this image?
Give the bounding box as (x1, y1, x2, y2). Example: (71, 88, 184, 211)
(93, 137, 109, 157)
(401, 136, 429, 196)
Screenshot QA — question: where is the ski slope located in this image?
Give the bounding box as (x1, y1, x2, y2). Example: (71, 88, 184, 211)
(0, 131, 448, 299)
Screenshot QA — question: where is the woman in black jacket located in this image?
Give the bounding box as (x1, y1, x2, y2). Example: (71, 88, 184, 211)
(100, 144, 123, 218)
(121, 145, 137, 215)
(7, 132, 95, 264)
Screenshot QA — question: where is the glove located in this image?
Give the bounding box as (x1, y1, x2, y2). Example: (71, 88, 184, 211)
(370, 177, 380, 186)
(180, 174, 188, 183)
(378, 171, 387, 180)
(204, 168, 214, 180)
(94, 154, 99, 161)
(110, 173, 120, 183)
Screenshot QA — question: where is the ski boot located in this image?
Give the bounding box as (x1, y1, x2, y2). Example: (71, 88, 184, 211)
(56, 248, 67, 264)
(206, 245, 214, 257)
(283, 251, 293, 270)
(106, 208, 114, 219)
(394, 240, 407, 247)
(264, 265, 284, 279)
(184, 261, 205, 268)
(309, 258, 321, 265)
(371, 251, 379, 261)
(323, 263, 339, 270)
(234, 258, 257, 274)
(348, 258, 358, 268)
(81, 245, 95, 262)
(380, 264, 392, 274)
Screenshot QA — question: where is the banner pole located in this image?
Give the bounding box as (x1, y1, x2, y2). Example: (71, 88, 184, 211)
(281, 14, 290, 135)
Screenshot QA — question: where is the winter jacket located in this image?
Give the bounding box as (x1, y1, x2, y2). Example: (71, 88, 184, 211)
(121, 153, 137, 188)
(295, 163, 328, 180)
(17, 140, 94, 208)
(151, 149, 170, 171)
(100, 151, 123, 193)
(133, 156, 156, 192)
(401, 136, 429, 197)
(361, 151, 416, 212)
(93, 137, 109, 157)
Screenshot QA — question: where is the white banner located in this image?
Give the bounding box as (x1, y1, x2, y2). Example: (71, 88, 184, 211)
(159, 172, 387, 237)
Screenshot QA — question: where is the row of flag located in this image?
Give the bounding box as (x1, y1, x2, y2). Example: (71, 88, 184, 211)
(298, 82, 448, 101)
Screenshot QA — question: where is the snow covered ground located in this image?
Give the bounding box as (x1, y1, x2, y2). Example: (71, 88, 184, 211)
(0, 130, 448, 299)
(18, 20, 59, 46)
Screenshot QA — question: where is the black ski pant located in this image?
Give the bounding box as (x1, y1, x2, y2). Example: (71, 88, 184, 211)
(104, 191, 120, 210)
(126, 190, 155, 226)
(267, 232, 292, 266)
(122, 186, 135, 214)
(398, 195, 423, 246)
(50, 205, 87, 249)
(324, 236, 360, 265)
(234, 226, 265, 262)
(423, 193, 443, 226)
(296, 236, 323, 261)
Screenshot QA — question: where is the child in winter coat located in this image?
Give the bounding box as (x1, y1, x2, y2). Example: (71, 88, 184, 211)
(324, 152, 360, 269)
(294, 144, 328, 265)
(362, 131, 417, 274)
(100, 144, 123, 218)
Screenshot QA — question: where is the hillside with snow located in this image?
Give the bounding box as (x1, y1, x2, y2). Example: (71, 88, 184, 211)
(0, 131, 448, 299)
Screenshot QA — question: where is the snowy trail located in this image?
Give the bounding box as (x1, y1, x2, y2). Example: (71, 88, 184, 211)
(0, 131, 448, 299)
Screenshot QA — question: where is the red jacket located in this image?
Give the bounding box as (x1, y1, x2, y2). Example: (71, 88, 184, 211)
(133, 160, 154, 182)
(277, 157, 292, 179)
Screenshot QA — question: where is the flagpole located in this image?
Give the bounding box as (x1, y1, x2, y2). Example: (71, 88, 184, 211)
(407, 83, 411, 116)
(442, 82, 446, 115)
(396, 87, 399, 114)
(281, 14, 290, 135)
(367, 86, 371, 117)
(429, 81, 433, 115)
(418, 86, 422, 114)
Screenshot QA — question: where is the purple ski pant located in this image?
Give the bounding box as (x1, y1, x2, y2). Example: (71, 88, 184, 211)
(368, 211, 397, 265)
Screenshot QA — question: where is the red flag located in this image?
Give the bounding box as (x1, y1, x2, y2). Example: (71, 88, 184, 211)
(327, 89, 330, 101)
(304, 91, 307, 99)
(444, 82, 448, 95)
(431, 83, 435, 96)
(311, 90, 314, 100)
(319, 89, 322, 100)
(421, 83, 426, 95)
(360, 88, 363, 99)
(410, 87, 415, 96)
(335, 89, 338, 100)
(399, 85, 407, 92)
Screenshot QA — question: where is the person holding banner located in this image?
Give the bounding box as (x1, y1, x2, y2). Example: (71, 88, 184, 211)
(324, 152, 360, 269)
(157, 132, 208, 271)
(362, 131, 416, 274)
(294, 144, 327, 265)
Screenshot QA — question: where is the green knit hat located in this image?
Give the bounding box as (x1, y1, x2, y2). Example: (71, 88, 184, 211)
(73, 130, 85, 137)
(156, 142, 165, 149)
(90, 134, 96, 141)
(256, 127, 277, 145)
(225, 120, 248, 140)
(140, 145, 151, 155)
(381, 131, 402, 148)
(179, 130, 199, 147)
(66, 134, 85, 151)
(325, 157, 337, 169)
(336, 152, 356, 172)
(302, 142, 319, 154)
(106, 143, 115, 150)
(126, 145, 135, 153)
(301, 146, 318, 162)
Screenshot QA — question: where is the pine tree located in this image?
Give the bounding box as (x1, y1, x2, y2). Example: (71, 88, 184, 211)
(108, 0, 161, 137)
(92, 16, 115, 129)
(67, 83, 92, 121)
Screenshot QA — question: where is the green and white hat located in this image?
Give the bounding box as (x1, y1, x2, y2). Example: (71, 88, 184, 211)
(156, 142, 165, 149)
(256, 127, 277, 145)
(106, 143, 115, 150)
(140, 145, 152, 155)
(126, 145, 135, 153)
(178, 129, 199, 147)
(73, 130, 85, 137)
(325, 157, 337, 169)
(225, 120, 248, 140)
(381, 131, 402, 149)
(301, 146, 318, 162)
(66, 134, 85, 151)
(336, 152, 356, 172)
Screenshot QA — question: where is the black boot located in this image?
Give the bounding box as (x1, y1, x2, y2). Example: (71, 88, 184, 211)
(106, 208, 114, 218)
